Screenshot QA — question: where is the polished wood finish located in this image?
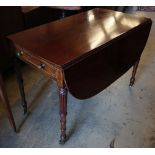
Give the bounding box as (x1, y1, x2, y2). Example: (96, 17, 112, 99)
(7, 9, 150, 66)
(8, 9, 152, 99)
(64, 20, 152, 99)
(0, 73, 16, 131)
(8, 8, 152, 143)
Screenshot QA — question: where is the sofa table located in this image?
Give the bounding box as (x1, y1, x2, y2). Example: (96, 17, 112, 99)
(8, 8, 152, 144)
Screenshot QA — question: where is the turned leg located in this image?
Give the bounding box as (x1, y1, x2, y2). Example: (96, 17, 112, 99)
(129, 60, 140, 87)
(59, 85, 68, 144)
(14, 58, 27, 114)
(0, 73, 16, 132)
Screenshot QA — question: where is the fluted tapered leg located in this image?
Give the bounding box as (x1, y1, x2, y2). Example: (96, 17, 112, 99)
(0, 73, 16, 132)
(129, 60, 140, 87)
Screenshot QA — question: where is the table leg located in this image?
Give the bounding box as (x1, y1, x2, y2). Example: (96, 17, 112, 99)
(129, 60, 140, 87)
(59, 85, 68, 144)
(14, 58, 27, 114)
(0, 73, 16, 132)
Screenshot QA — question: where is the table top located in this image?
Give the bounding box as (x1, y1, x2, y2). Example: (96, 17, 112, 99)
(8, 8, 152, 99)
(8, 8, 148, 68)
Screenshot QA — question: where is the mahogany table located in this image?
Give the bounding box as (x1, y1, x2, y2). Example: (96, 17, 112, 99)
(8, 8, 152, 144)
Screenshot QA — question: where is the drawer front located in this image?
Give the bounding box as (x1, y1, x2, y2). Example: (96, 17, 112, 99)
(16, 50, 60, 79)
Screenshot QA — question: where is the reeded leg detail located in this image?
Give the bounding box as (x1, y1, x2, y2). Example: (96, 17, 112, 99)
(129, 60, 140, 87)
(0, 74, 16, 132)
(59, 86, 68, 144)
(14, 58, 27, 114)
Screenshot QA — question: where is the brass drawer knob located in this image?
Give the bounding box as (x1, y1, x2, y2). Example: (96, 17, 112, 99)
(37, 64, 45, 69)
(17, 51, 23, 56)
